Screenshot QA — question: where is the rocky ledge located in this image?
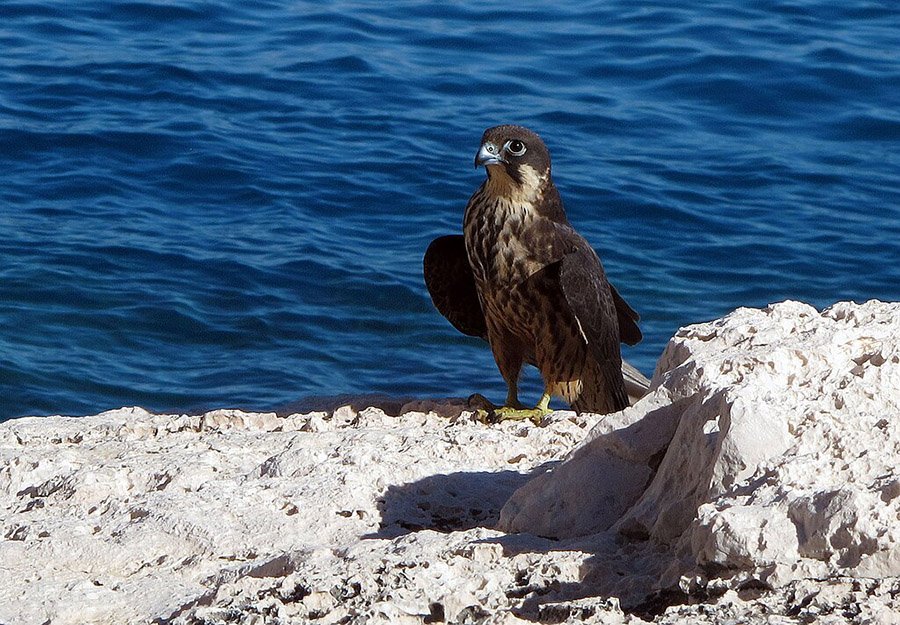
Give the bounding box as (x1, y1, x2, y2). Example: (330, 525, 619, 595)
(1, 300, 898, 625)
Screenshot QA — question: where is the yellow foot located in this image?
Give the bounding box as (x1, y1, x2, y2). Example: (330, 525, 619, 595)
(466, 393, 550, 426)
(490, 405, 551, 425)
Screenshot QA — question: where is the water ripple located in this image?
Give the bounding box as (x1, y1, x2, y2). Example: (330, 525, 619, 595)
(1, 0, 898, 418)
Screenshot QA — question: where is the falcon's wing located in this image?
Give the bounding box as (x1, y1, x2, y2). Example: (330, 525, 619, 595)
(423, 235, 488, 340)
(609, 283, 642, 346)
(558, 245, 630, 411)
(531, 221, 643, 348)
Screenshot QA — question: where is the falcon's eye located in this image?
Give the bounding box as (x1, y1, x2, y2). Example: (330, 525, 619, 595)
(506, 140, 527, 156)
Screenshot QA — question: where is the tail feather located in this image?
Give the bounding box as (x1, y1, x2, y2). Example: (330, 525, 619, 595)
(622, 359, 650, 405)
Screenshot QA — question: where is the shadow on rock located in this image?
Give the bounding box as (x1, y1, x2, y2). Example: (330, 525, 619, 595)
(479, 531, 686, 621)
(496, 398, 685, 540)
(365, 466, 556, 538)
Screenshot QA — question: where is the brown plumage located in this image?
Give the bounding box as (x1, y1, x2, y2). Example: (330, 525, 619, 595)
(424, 125, 644, 415)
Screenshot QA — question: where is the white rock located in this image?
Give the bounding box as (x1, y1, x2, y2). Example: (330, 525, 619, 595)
(497, 393, 680, 538)
(0, 402, 605, 624)
(2, 300, 899, 624)
(502, 299, 900, 589)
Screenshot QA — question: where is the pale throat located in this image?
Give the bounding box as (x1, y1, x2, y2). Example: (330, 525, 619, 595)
(484, 163, 547, 209)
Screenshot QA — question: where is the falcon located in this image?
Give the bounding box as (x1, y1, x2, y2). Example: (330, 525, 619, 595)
(424, 125, 646, 421)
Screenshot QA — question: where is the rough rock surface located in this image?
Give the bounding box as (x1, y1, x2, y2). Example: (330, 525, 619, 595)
(1, 300, 899, 624)
(501, 301, 900, 601)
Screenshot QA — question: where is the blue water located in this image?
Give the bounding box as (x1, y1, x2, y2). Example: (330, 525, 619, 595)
(1, 1, 898, 419)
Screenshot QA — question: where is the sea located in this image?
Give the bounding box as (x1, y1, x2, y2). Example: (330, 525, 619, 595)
(1, 1, 898, 419)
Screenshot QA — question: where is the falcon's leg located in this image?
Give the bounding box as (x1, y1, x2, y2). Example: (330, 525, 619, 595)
(503, 382, 525, 409)
(466, 330, 550, 424)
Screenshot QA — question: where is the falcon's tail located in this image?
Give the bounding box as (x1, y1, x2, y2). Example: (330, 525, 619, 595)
(622, 359, 650, 405)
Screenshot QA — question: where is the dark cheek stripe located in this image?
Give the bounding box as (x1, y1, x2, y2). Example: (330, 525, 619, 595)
(505, 163, 524, 185)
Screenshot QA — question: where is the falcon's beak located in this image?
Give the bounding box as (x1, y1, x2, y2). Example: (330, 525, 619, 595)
(475, 142, 505, 168)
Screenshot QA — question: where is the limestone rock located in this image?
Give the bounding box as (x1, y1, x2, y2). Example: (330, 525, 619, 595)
(0, 402, 613, 624)
(501, 299, 900, 590)
(2, 300, 898, 624)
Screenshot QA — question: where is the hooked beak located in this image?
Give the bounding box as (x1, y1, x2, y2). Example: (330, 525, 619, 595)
(475, 142, 505, 168)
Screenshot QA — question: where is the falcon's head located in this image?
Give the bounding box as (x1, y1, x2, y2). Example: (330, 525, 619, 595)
(475, 125, 551, 201)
